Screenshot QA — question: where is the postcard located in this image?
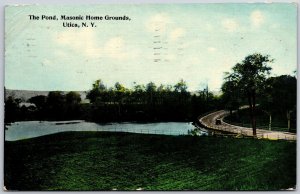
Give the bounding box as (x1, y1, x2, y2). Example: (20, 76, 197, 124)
(4, 3, 297, 191)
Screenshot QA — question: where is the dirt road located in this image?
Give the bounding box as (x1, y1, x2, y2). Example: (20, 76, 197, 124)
(199, 110, 296, 141)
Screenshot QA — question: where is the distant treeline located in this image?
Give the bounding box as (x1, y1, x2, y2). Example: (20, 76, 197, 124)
(5, 91, 83, 122)
(4, 79, 222, 123)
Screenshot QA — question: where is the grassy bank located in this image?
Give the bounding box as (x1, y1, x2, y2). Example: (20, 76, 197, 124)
(5, 132, 296, 191)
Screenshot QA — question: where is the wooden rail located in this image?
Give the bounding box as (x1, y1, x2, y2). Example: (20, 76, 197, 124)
(199, 110, 296, 141)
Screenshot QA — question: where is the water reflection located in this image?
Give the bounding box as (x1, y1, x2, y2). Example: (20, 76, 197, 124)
(5, 120, 205, 141)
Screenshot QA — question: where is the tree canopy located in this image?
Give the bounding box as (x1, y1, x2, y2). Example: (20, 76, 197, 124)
(223, 53, 273, 135)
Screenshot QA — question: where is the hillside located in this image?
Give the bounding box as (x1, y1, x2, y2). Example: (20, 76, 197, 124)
(5, 89, 87, 101)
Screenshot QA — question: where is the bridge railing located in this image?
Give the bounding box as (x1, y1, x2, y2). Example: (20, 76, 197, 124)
(204, 124, 296, 141)
(94, 126, 297, 141)
(95, 127, 188, 136)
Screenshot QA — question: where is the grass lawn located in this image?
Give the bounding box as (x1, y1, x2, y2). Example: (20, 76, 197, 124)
(5, 132, 296, 191)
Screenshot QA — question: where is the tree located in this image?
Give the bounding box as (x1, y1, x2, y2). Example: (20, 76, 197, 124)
(5, 96, 21, 122)
(146, 82, 157, 105)
(47, 91, 65, 106)
(114, 82, 127, 104)
(65, 91, 82, 119)
(225, 53, 273, 136)
(28, 95, 47, 120)
(86, 79, 107, 103)
(66, 91, 81, 104)
(46, 91, 66, 119)
(133, 83, 145, 104)
(259, 80, 274, 130)
(174, 79, 188, 93)
(114, 82, 127, 117)
(261, 75, 296, 131)
(28, 95, 47, 110)
(221, 75, 240, 115)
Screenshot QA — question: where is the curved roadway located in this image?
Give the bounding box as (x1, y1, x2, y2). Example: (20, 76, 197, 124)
(199, 110, 296, 141)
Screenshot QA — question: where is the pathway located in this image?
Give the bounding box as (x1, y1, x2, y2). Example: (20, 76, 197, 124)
(199, 110, 296, 141)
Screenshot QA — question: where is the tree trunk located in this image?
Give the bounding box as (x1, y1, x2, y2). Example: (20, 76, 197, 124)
(236, 108, 240, 121)
(118, 104, 121, 117)
(269, 114, 272, 131)
(252, 91, 257, 136)
(248, 91, 257, 136)
(287, 110, 291, 132)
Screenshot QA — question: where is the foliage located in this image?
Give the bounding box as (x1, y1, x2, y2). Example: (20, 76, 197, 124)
(221, 75, 240, 114)
(222, 53, 273, 135)
(260, 75, 296, 131)
(85, 79, 221, 122)
(28, 95, 47, 110)
(4, 96, 22, 123)
(5, 91, 83, 122)
(5, 79, 221, 122)
(86, 79, 106, 103)
(230, 54, 273, 95)
(66, 91, 81, 104)
(224, 107, 296, 132)
(262, 75, 296, 115)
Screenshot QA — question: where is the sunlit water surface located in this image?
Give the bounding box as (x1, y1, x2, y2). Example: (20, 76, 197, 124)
(5, 120, 205, 141)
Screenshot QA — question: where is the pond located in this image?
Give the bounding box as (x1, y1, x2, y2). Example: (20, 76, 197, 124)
(5, 120, 207, 141)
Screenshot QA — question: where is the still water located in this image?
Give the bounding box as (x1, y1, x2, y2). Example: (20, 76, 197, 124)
(5, 120, 202, 141)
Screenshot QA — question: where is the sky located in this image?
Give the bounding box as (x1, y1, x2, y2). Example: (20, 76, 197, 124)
(5, 3, 297, 92)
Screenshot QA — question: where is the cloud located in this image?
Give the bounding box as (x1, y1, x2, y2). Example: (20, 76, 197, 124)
(270, 23, 280, 29)
(55, 30, 138, 60)
(146, 13, 170, 33)
(55, 28, 101, 57)
(165, 54, 176, 61)
(41, 59, 51, 66)
(54, 50, 68, 58)
(250, 10, 265, 27)
(104, 37, 139, 60)
(169, 28, 185, 41)
(188, 57, 202, 65)
(204, 23, 214, 32)
(222, 18, 239, 32)
(207, 47, 217, 52)
(104, 37, 126, 59)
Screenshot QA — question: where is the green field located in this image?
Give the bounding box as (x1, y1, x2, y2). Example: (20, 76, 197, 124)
(5, 132, 296, 191)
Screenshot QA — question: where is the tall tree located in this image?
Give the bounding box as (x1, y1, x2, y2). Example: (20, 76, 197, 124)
(65, 91, 82, 119)
(114, 82, 127, 117)
(46, 91, 66, 119)
(133, 83, 146, 104)
(174, 79, 188, 93)
(221, 74, 240, 115)
(86, 79, 107, 103)
(225, 53, 273, 136)
(28, 95, 47, 110)
(5, 96, 21, 123)
(66, 91, 81, 104)
(28, 95, 47, 120)
(146, 82, 157, 105)
(261, 75, 296, 131)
